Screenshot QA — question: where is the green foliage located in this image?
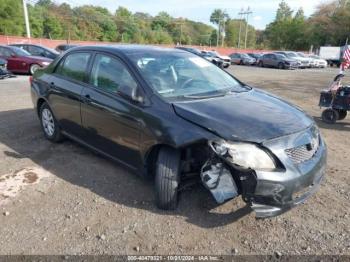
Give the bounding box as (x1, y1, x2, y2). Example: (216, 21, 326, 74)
(0, 0, 24, 35)
(265, 1, 309, 50)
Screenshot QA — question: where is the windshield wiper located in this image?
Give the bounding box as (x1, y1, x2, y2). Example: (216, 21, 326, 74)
(181, 93, 227, 99)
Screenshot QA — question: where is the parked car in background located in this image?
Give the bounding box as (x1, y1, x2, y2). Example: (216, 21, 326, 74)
(31, 45, 327, 217)
(200, 50, 224, 68)
(297, 52, 317, 68)
(202, 50, 230, 68)
(247, 53, 262, 65)
(229, 53, 256, 65)
(10, 44, 59, 60)
(259, 53, 299, 69)
(0, 45, 52, 74)
(55, 44, 78, 53)
(0, 58, 7, 71)
(174, 47, 218, 64)
(309, 55, 328, 68)
(275, 51, 310, 68)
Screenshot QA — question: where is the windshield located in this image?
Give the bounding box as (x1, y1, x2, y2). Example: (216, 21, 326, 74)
(129, 51, 248, 99)
(297, 53, 306, 57)
(276, 54, 286, 59)
(286, 52, 297, 58)
(9, 46, 30, 56)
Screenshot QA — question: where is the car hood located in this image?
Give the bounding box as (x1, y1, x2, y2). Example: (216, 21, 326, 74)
(172, 89, 314, 143)
(283, 58, 298, 63)
(219, 55, 231, 60)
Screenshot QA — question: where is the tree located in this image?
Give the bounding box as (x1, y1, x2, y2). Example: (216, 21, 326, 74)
(210, 9, 229, 46)
(0, 0, 24, 36)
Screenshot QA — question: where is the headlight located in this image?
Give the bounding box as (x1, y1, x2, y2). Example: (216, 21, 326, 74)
(41, 61, 50, 66)
(209, 140, 276, 170)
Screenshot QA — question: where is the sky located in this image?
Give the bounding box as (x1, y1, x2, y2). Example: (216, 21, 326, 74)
(56, 0, 326, 30)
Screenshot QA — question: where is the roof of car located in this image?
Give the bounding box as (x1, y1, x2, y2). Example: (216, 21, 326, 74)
(69, 45, 186, 55)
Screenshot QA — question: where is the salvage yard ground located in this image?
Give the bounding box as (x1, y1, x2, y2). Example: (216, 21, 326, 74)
(0, 66, 349, 255)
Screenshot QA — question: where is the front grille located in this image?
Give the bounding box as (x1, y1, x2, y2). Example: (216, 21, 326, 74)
(285, 136, 320, 164)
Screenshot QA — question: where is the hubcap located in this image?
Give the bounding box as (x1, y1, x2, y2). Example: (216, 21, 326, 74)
(41, 108, 55, 136)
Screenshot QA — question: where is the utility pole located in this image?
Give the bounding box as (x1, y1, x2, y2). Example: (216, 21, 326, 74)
(244, 7, 252, 49)
(238, 9, 244, 48)
(22, 0, 31, 38)
(216, 21, 220, 47)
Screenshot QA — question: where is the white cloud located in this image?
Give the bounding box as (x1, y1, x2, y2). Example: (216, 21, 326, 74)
(253, 15, 262, 21)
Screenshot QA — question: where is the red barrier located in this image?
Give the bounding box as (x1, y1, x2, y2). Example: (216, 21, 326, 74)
(0, 35, 270, 54)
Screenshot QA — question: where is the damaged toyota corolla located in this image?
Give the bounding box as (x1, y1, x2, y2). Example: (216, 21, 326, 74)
(31, 45, 327, 218)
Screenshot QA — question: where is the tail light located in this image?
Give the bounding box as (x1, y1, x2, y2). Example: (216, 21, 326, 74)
(29, 76, 33, 85)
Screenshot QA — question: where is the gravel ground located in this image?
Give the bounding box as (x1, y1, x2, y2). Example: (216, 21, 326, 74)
(0, 67, 349, 255)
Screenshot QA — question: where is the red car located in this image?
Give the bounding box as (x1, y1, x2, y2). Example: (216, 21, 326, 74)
(0, 45, 52, 75)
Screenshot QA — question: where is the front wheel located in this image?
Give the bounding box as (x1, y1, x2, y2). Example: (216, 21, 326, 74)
(322, 108, 339, 124)
(39, 102, 63, 142)
(30, 64, 40, 75)
(155, 147, 181, 210)
(278, 63, 284, 70)
(258, 61, 264, 67)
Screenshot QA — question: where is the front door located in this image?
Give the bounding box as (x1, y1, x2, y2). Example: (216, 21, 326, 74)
(80, 53, 143, 170)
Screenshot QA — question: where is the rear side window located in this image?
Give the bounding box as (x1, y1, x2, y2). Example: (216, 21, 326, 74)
(57, 52, 91, 82)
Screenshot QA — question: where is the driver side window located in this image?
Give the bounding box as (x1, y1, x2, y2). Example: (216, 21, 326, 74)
(91, 54, 138, 94)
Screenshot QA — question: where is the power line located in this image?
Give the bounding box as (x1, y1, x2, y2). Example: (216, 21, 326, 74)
(238, 7, 253, 49)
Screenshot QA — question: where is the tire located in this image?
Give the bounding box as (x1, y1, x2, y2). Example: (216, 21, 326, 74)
(239, 60, 243, 65)
(30, 64, 40, 75)
(258, 61, 264, 67)
(278, 63, 284, 70)
(322, 108, 339, 124)
(155, 147, 181, 210)
(39, 102, 63, 142)
(336, 109, 347, 120)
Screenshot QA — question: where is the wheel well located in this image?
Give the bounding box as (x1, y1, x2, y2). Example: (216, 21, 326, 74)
(145, 142, 210, 179)
(36, 98, 46, 116)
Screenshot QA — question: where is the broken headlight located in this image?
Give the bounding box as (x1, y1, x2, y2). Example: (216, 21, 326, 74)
(209, 140, 276, 170)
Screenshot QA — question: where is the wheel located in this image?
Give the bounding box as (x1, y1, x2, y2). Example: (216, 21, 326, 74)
(239, 60, 243, 65)
(322, 108, 339, 124)
(278, 63, 284, 70)
(258, 61, 264, 67)
(224, 64, 229, 68)
(39, 102, 63, 142)
(155, 147, 181, 210)
(336, 109, 347, 120)
(30, 64, 40, 75)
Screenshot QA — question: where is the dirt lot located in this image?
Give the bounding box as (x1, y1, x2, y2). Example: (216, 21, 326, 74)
(0, 66, 349, 255)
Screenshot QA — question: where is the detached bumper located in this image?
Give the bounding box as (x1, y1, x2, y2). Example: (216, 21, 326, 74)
(250, 128, 327, 218)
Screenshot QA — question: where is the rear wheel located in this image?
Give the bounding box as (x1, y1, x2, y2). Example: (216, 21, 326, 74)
(155, 147, 181, 210)
(336, 109, 347, 120)
(29, 64, 40, 75)
(322, 108, 339, 124)
(258, 61, 264, 67)
(278, 63, 284, 70)
(39, 102, 63, 142)
(239, 60, 244, 65)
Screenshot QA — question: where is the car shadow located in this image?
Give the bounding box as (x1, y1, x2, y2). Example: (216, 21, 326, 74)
(313, 116, 350, 131)
(0, 108, 252, 229)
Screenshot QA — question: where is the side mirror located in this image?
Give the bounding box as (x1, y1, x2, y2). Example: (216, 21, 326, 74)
(118, 85, 144, 103)
(11, 53, 17, 58)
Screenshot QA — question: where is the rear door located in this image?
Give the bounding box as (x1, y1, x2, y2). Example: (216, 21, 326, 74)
(0, 47, 22, 72)
(48, 51, 92, 138)
(80, 52, 143, 169)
